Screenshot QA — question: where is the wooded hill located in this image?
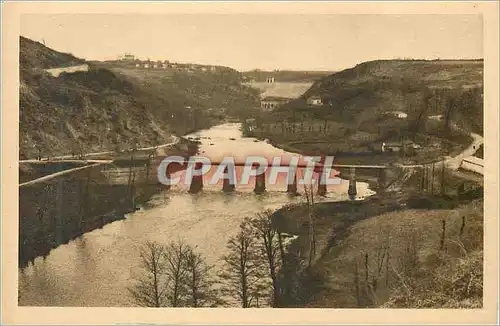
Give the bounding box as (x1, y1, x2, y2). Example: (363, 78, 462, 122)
(285, 59, 483, 134)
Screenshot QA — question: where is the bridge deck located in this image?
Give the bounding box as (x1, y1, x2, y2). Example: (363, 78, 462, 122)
(209, 162, 387, 169)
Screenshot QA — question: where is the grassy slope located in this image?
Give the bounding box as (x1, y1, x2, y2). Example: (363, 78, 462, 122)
(314, 199, 483, 308)
(274, 194, 483, 308)
(102, 64, 260, 131)
(19, 37, 259, 158)
(297, 59, 482, 113)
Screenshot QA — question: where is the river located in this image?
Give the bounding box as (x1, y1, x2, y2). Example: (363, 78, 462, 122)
(18, 123, 374, 307)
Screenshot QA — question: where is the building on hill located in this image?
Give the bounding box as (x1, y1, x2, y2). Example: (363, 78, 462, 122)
(266, 76, 275, 83)
(121, 53, 135, 61)
(306, 95, 323, 106)
(460, 156, 484, 175)
(385, 111, 408, 119)
(381, 140, 418, 154)
(261, 96, 292, 111)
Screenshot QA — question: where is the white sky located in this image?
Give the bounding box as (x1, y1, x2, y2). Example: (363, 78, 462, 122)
(21, 14, 483, 71)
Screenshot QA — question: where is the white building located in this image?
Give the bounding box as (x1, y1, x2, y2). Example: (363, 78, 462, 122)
(266, 76, 275, 83)
(460, 156, 484, 175)
(387, 111, 408, 119)
(307, 96, 323, 106)
(121, 53, 135, 61)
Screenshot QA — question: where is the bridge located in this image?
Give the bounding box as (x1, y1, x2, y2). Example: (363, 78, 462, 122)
(20, 156, 390, 197)
(177, 161, 389, 197)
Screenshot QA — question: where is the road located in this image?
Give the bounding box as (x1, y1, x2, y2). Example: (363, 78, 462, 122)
(19, 135, 179, 164)
(19, 136, 180, 187)
(397, 130, 484, 171)
(19, 162, 108, 188)
(389, 129, 484, 190)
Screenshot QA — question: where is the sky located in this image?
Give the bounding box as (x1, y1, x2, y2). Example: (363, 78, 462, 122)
(21, 14, 483, 72)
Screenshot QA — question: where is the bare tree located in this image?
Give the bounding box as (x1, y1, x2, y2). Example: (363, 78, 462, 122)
(303, 183, 316, 267)
(164, 240, 190, 307)
(408, 87, 432, 136)
(250, 210, 281, 307)
(128, 241, 168, 307)
(219, 219, 266, 307)
(183, 246, 217, 307)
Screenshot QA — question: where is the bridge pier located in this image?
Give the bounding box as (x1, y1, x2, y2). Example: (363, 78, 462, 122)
(317, 172, 327, 196)
(287, 170, 298, 195)
(188, 162, 204, 194)
(222, 165, 235, 193)
(254, 173, 266, 194)
(377, 169, 387, 191)
(348, 167, 357, 198)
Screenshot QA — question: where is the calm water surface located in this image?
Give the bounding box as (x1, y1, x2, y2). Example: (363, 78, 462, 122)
(19, 123, 374, 306)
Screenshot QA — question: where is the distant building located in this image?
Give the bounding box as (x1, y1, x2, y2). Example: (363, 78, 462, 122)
(162, 63, 168, 69)
(266, 76, 275, 83)
(121, 53, 135, 61)
(135, 63, 141, 68)
(245, 118, 257, 132)
(153, 64, 158, 68)
(429, 115, 444, 121)
(261, 96, 291, 111)
(144, 63, 150, 68)
(386, 111, 408, 119)
(307, 96, 323, 106)
(460, 156, 484, 175)
(381, 140, 417, 153)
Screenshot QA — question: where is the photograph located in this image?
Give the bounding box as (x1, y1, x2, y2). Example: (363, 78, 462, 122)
(2, 1, 499, 325)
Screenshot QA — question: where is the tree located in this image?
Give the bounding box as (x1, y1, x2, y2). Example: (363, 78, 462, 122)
(408, 87, 432, 136)
(164, 240, 190, 307)
(183, 246, 218, 307)
(303, 183, 316, 267)
(128, 241, 168, 307)
(219, 219, 266, 307)
(250, 210, 281, 307)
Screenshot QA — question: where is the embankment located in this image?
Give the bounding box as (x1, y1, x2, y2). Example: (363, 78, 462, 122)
(271, 186, 483, 308)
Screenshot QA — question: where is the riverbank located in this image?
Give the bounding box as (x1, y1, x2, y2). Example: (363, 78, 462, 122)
(271, 178, 483, 308)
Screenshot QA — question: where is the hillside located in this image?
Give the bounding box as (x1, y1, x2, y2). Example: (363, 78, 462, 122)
(19, 37, 259, 159)
(20, 36, 85, 70)
(288, 59, 483, 133)
(250, 59, 483, 164)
